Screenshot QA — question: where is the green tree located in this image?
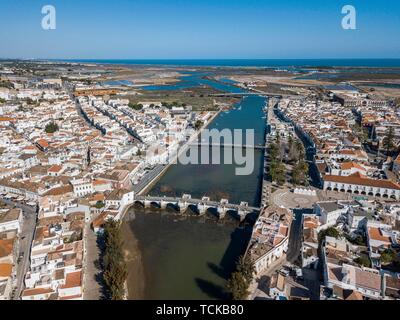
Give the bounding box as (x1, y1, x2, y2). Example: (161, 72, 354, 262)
(102, 220, 128, 300)
(345, 234, 366, 246)
(226, 272, 249, 300)
(292, 159, 309, 186)
(128, 102, 143, 110)
(275, 132, 281, 146)
(194, 120, 204, 130)
(95, 201, 105, 209)
(270, 160, 286, 186)
(226, 255, 254, 300)
(295, 140, 305, 158)
(236, 255, 255, 285)
(382, 127, 396, 154)
(269, 143, 279, 160)
(276, 162, 286, 185)
(353, 123, 369, 143)
(45, 121, 59, 134)
(318, 227, 340, 245)
(0, 80, 14, 89)
(354, 255, 371, 268)
(381, 248, 397, 265)
(395, 97, 400, 110)
(288, 133, 293, 153)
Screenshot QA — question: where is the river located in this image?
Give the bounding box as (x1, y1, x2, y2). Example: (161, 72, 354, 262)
(121, 71, 267, 300)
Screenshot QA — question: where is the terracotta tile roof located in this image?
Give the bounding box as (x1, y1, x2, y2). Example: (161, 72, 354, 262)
(59, 270, 82, 289)
(91, 193, 105, 201)
(92, 179, 108, 186)
(23, 145, 37, 150)
(324, 172, 400, 190)
(279, 225, 288, 237)
(92, 212, 108, 228)
(385, 275, 400, 298)
(368, 227, 391, 243)
(355, 269, 381, 291)
(303, 216, 320, 229)
(0, 238, 14, 258)
(340, 162, 366, 171)
(22, 287, 54, 297)
(59, 294, 82, 300)
(0, 117, 14, 122)
(37, 139, 50, 148)
(0, 263, 13, 277)
(340, 149, 357, 155)
(43, 184, 73, 196)
(328, 265, 344, 282)
(48, 165, 63, 173)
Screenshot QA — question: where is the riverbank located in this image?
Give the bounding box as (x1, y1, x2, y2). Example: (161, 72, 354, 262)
(121, 218, 146, 299)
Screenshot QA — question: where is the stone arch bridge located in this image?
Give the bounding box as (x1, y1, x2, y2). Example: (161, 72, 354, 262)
(133, 194, 260, 221)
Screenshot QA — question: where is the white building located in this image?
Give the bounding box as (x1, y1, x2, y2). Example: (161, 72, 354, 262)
(314, 201, 349, 228)
(324, 263, 382, 300)
(323, 172, 400, 200)
(104, 189, 135, 219)
(301, 215, 320, 269)
(247, 207, 292, 275)
(0, 208, 23, 233)
(70, 179, 93, 198)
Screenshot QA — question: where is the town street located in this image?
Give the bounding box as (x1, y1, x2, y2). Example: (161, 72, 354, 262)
(83, 224, 102, 300)
(1, 198, 38, 299)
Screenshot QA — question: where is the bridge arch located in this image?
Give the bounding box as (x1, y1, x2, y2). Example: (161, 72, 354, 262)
(164, 202, 180, 211)
(149, 201, 161, 208)
(133, 200, 145, 207)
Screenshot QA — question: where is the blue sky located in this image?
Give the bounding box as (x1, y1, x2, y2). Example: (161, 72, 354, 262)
(0, 0, 399, 59)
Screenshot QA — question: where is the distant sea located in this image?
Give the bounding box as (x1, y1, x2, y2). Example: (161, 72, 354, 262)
(54, 59, 400, 68)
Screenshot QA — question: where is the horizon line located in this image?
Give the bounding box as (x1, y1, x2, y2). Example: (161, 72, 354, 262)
(2, 57, 400, 61)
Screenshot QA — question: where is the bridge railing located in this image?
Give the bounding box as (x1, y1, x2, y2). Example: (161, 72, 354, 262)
(133, 195, 260, 211)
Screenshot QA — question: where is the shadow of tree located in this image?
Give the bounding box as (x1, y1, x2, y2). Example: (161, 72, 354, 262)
(219, 227, 252, 275)
(95, 233, 110, 300)
(94, 271, 109, 300)
(207, 262, 228, 280)
(194, 278, 227, 300)
(195, 226, 253, 300)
